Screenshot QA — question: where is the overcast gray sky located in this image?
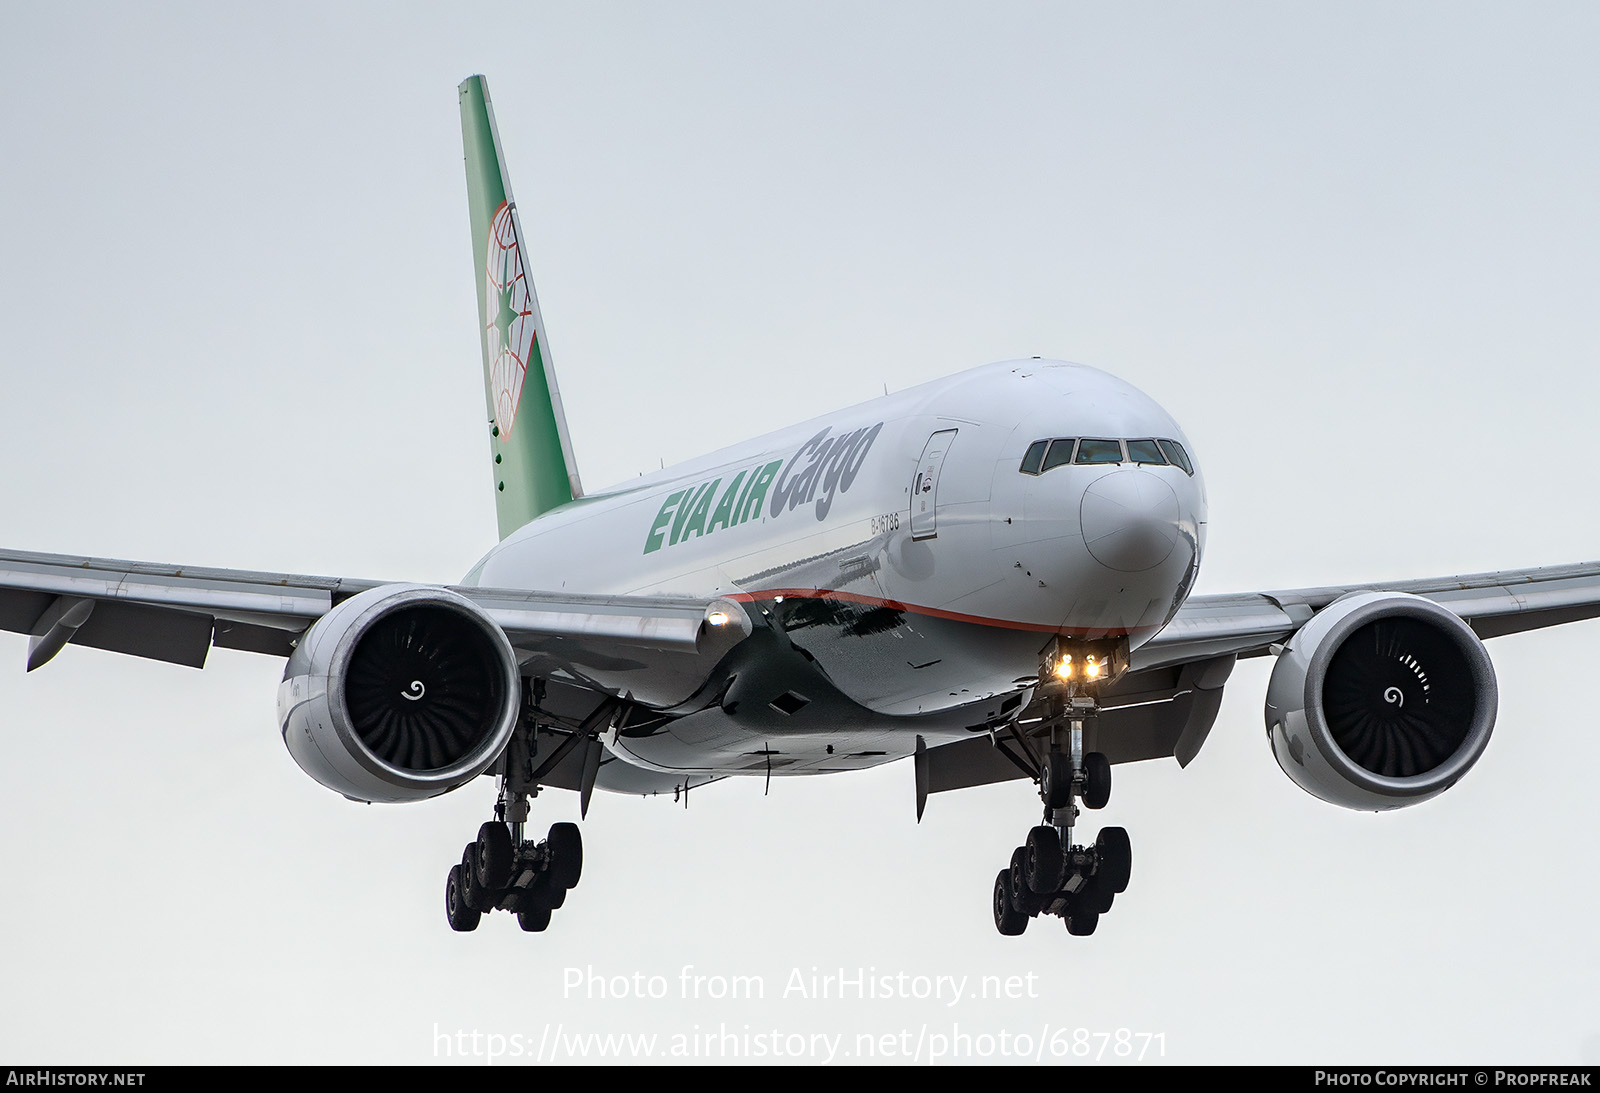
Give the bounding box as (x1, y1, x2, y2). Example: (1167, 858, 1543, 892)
(1, 1, 1598, 1065)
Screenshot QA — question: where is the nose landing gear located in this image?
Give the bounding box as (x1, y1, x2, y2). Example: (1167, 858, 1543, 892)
(992, 693, 1132, 937)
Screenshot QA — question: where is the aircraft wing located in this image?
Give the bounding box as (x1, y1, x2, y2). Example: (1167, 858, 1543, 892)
(920, 560, 1600, 800)
(1135, 560, 1600, 671)
(0, 547, 747, 682)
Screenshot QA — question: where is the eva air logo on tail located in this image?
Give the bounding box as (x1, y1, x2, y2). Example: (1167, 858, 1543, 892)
(484, 201, 535, 437)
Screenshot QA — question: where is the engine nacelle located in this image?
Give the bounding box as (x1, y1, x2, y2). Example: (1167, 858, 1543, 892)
(277, 584, 520, 803)
(1264, 591, 1496, 811)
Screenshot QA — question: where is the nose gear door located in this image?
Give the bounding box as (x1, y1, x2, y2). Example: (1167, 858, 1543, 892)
(910, 429, 958, 540)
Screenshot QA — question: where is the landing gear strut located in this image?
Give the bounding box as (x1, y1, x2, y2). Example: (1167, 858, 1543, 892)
(993, 691, 1132, 937)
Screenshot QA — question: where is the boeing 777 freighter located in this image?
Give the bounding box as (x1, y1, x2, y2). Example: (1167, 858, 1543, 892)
(3, 77, 1596, 936)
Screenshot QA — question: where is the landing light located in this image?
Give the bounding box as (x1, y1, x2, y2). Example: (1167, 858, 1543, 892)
(706, 609, 731, 628)
(1051, 652, 1105, 683)
(1042, 640, 1129, 690)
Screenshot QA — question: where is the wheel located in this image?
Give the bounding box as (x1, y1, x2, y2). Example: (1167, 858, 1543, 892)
(445, 864, 481, 932)
(507, 885, 542, 914)
(517, 903, 552, 932)
(532, 875, 567, 911)
(546, 822, 583, 890)
(1076, 872, 1115, 914)
(1024, 825, 1064, 893)
(1008, 847, 1040, 915)
(513, 876, 566, 913)
(1064, 906, 1099, 936)
(1094, 826, 1132, 892)
(993, 871, 1027, 936)
(460, 844, 498, 913)
(476, 822, 514, 888)
(1082, 752, 1112, 810)
(1040, 752, 1073, 810)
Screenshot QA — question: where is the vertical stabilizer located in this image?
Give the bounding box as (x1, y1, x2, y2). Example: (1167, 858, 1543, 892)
(459, 75, 584, 538)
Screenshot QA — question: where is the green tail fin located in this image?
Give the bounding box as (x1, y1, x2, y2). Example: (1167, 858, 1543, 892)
(459, 75, 584, 538)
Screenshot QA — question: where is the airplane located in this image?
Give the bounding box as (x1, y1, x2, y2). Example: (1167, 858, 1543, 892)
(4, 75, 1598, 938)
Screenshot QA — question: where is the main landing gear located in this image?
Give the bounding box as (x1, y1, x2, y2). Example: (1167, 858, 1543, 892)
(445, 818, 583, 933)
(993, 694, 1132, 937)
(444, 693, 589, 932)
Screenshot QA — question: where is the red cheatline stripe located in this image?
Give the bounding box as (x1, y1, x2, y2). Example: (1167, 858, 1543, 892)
(725, 587, 1134, 637)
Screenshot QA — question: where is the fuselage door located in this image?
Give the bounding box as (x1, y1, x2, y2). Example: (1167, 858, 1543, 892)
(910, 429, 958, 540)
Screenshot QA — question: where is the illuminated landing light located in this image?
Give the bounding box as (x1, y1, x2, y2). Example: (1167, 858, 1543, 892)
(702, 599, 751, 638)
(1042, 640, 1129, 690)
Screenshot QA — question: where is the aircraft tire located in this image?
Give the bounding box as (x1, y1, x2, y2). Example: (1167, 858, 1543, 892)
(1095, 826, 1132, 892)
(1040, 753, 1073, 810)
(476, 822, 514, 888)
(1077, 873, 1115, 914)
(1008, 847, 1041, 915)
(461, 844, 499, 913)
(514, 875, 566, 913)
(535, 875, 567, 910)
(1025, 825, 1064, 893)
(547, 822, 583, 889)
(517, 904, 552, 932)
(445, 864, 482, 932)
(1064, 907, 1099, 936)
(993, 871, 1027, 936)
(1082, 752, 1112, 810)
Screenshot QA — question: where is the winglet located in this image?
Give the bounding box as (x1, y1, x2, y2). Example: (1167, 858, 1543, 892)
(459, 76, 584, 539)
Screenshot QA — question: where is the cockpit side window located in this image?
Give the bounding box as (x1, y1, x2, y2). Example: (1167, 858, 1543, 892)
(1125, 439, 1167, 465)
(1041, 438, 1077, 472)
(1157, 439, 1194, 475)
(1019, 440, 1049, 475)
(1074, 438, 1123, 465)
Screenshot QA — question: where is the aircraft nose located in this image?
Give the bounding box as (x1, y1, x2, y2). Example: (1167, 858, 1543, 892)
(1079, 469, 1182, 572)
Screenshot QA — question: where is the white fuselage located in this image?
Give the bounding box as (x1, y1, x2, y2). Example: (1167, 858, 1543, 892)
(467, 359, 1207, 779)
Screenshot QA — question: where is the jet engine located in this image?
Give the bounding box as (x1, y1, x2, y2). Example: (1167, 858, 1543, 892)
(277, 584, 521, 803)
(1264, 591, 1496, 811)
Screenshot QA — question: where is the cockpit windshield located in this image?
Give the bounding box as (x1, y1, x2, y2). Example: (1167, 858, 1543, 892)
(1074, 439, 1123, 465)
(1018, 436, 1194, 476)
(1042, 439, 1077, 471)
